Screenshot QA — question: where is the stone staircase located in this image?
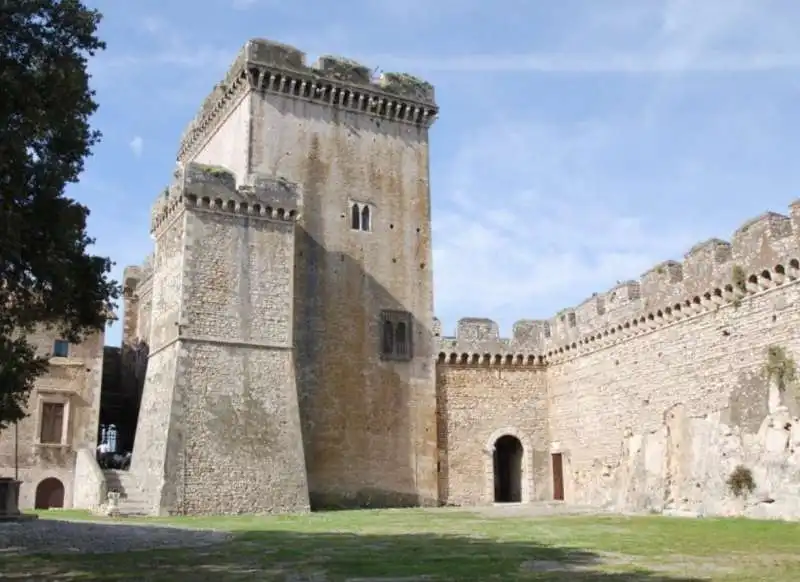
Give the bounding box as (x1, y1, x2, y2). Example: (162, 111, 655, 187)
(103, 469, 150, 516)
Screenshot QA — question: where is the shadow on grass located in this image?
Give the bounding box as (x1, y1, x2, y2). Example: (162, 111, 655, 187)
(1, 519, 708, 581)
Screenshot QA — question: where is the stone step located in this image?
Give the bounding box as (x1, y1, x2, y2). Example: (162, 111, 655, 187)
(103, 469, 141, 503)
(103, 472, 135, 481)
(119, 503, 150, 513)
(105, 483, 134, 494)
(118, 504, 151, 516)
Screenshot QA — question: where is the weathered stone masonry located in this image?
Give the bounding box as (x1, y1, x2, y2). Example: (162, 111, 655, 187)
(0, 327, 105, 510)
(123, 36, 800, 518)
(127, 38, 438, 514)
(441, 209, 800, 518)
(129, 161, 310, 515)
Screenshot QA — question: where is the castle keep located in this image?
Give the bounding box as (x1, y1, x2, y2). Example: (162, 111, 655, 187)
(121, 38, 800, 518)
(123, 39, 438, 514)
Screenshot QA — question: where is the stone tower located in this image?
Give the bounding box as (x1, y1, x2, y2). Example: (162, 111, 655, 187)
(175, 39, 440, 508)
(129, 163, 310, 515)
(128, 38, 439, 513)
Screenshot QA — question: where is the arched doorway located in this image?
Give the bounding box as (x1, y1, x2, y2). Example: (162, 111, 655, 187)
(493, 435, 523, 503)
(35, 477, 65, 509)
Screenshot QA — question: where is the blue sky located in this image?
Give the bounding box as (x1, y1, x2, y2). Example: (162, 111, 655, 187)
(76, 0, 800, 346)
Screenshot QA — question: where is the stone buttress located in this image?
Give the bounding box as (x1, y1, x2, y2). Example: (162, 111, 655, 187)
(129, 162, 310, 515)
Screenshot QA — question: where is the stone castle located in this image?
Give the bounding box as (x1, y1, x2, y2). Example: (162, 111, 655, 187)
(117, 38, 800, 518)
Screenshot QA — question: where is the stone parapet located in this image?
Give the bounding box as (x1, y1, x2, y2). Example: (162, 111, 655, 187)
(436, 201, 800, 367)
(435, 317, 547, 367)
(177, 38, 438, 162)
(150, 162, 301, 235)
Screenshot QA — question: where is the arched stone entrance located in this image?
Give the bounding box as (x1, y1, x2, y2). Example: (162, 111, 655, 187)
(493, 435, 523, 503)
(34, 477, 65, 509)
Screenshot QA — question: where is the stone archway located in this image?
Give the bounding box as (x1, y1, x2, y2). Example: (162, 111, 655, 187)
(485, 427, 532, 504)
(34, 477, 65, 509)
(493, 435, 523, 502)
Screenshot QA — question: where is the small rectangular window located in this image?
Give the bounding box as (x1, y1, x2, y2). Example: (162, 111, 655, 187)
(567, 312, 577, 327)
(380, 310, 413, 361)
(40, 402, 65, 444)
(52, 340, 69, 358)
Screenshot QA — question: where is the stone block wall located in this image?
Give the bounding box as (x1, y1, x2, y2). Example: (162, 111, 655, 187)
(436, 363, 549, 506)
(438, 201, 800, 518)
(541, 203, 800, 516)
(176, 37, 440, 509)
(130, 162, 310, 515)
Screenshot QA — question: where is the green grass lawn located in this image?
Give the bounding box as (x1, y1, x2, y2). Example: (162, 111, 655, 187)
(4, 508, 800, 581)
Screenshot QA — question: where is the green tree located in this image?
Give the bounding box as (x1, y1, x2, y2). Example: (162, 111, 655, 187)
(0, 1, 118, 430)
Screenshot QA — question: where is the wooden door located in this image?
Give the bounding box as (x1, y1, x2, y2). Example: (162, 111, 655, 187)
(552, 453, 564, 501)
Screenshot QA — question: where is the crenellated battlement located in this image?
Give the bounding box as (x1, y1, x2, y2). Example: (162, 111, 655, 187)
(436, 201, 800, 368)
(150, 162, 301, 234)
(122, 253, 154, 296)
(177, 38, 438, 162)
(434, 317, 547, 368)
(539, 202, 800, 356)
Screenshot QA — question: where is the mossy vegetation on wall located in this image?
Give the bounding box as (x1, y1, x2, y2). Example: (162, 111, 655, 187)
(318, 55, 370, 83)
(726, 464, 756, 498)
(732, 264, 747, 291)
(381, 72, 435, 101)
(763, 345, 797, 392)
(199, 165, 231, 178)
(731, 265, 747, 309)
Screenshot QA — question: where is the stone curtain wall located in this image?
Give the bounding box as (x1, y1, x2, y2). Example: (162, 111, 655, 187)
(435, 365, 550, 506)
(438, 203, 800, 518)
(546, 205, 800, 517)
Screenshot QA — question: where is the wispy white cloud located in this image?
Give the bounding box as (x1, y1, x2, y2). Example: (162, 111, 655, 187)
(91, 15, 345, 76)
(140, 16, 165, 35)
(128, 136, 144, 157)
(92, 2, 800, 79)
(368, 51, 800, 74)
(377, 1, 800, 75)
(429, 0, 800, 334)
(431, 117, 699, 332)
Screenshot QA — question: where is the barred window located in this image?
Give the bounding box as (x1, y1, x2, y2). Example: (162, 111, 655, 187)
(380, 310, 412, 360)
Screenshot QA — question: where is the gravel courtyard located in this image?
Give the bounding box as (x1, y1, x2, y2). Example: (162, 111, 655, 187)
(0, 517, 232, 555)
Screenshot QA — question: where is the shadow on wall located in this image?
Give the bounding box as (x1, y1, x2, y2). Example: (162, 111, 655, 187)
(1, 521, 708, 581)
(99, 341, 149, 455)
(293, 127, 434, 510)
(294, 226, 433, 510)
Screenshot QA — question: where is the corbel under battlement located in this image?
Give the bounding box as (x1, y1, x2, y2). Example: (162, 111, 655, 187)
(436, 201, 800, 367)
(177, 38, 439, 162)
(150, 162, 301, 235)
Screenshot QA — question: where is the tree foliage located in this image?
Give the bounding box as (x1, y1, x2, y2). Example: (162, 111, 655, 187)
(0, 1, 118, 430)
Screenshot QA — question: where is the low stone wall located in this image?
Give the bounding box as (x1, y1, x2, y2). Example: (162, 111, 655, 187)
(0, 478, 21, 518)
